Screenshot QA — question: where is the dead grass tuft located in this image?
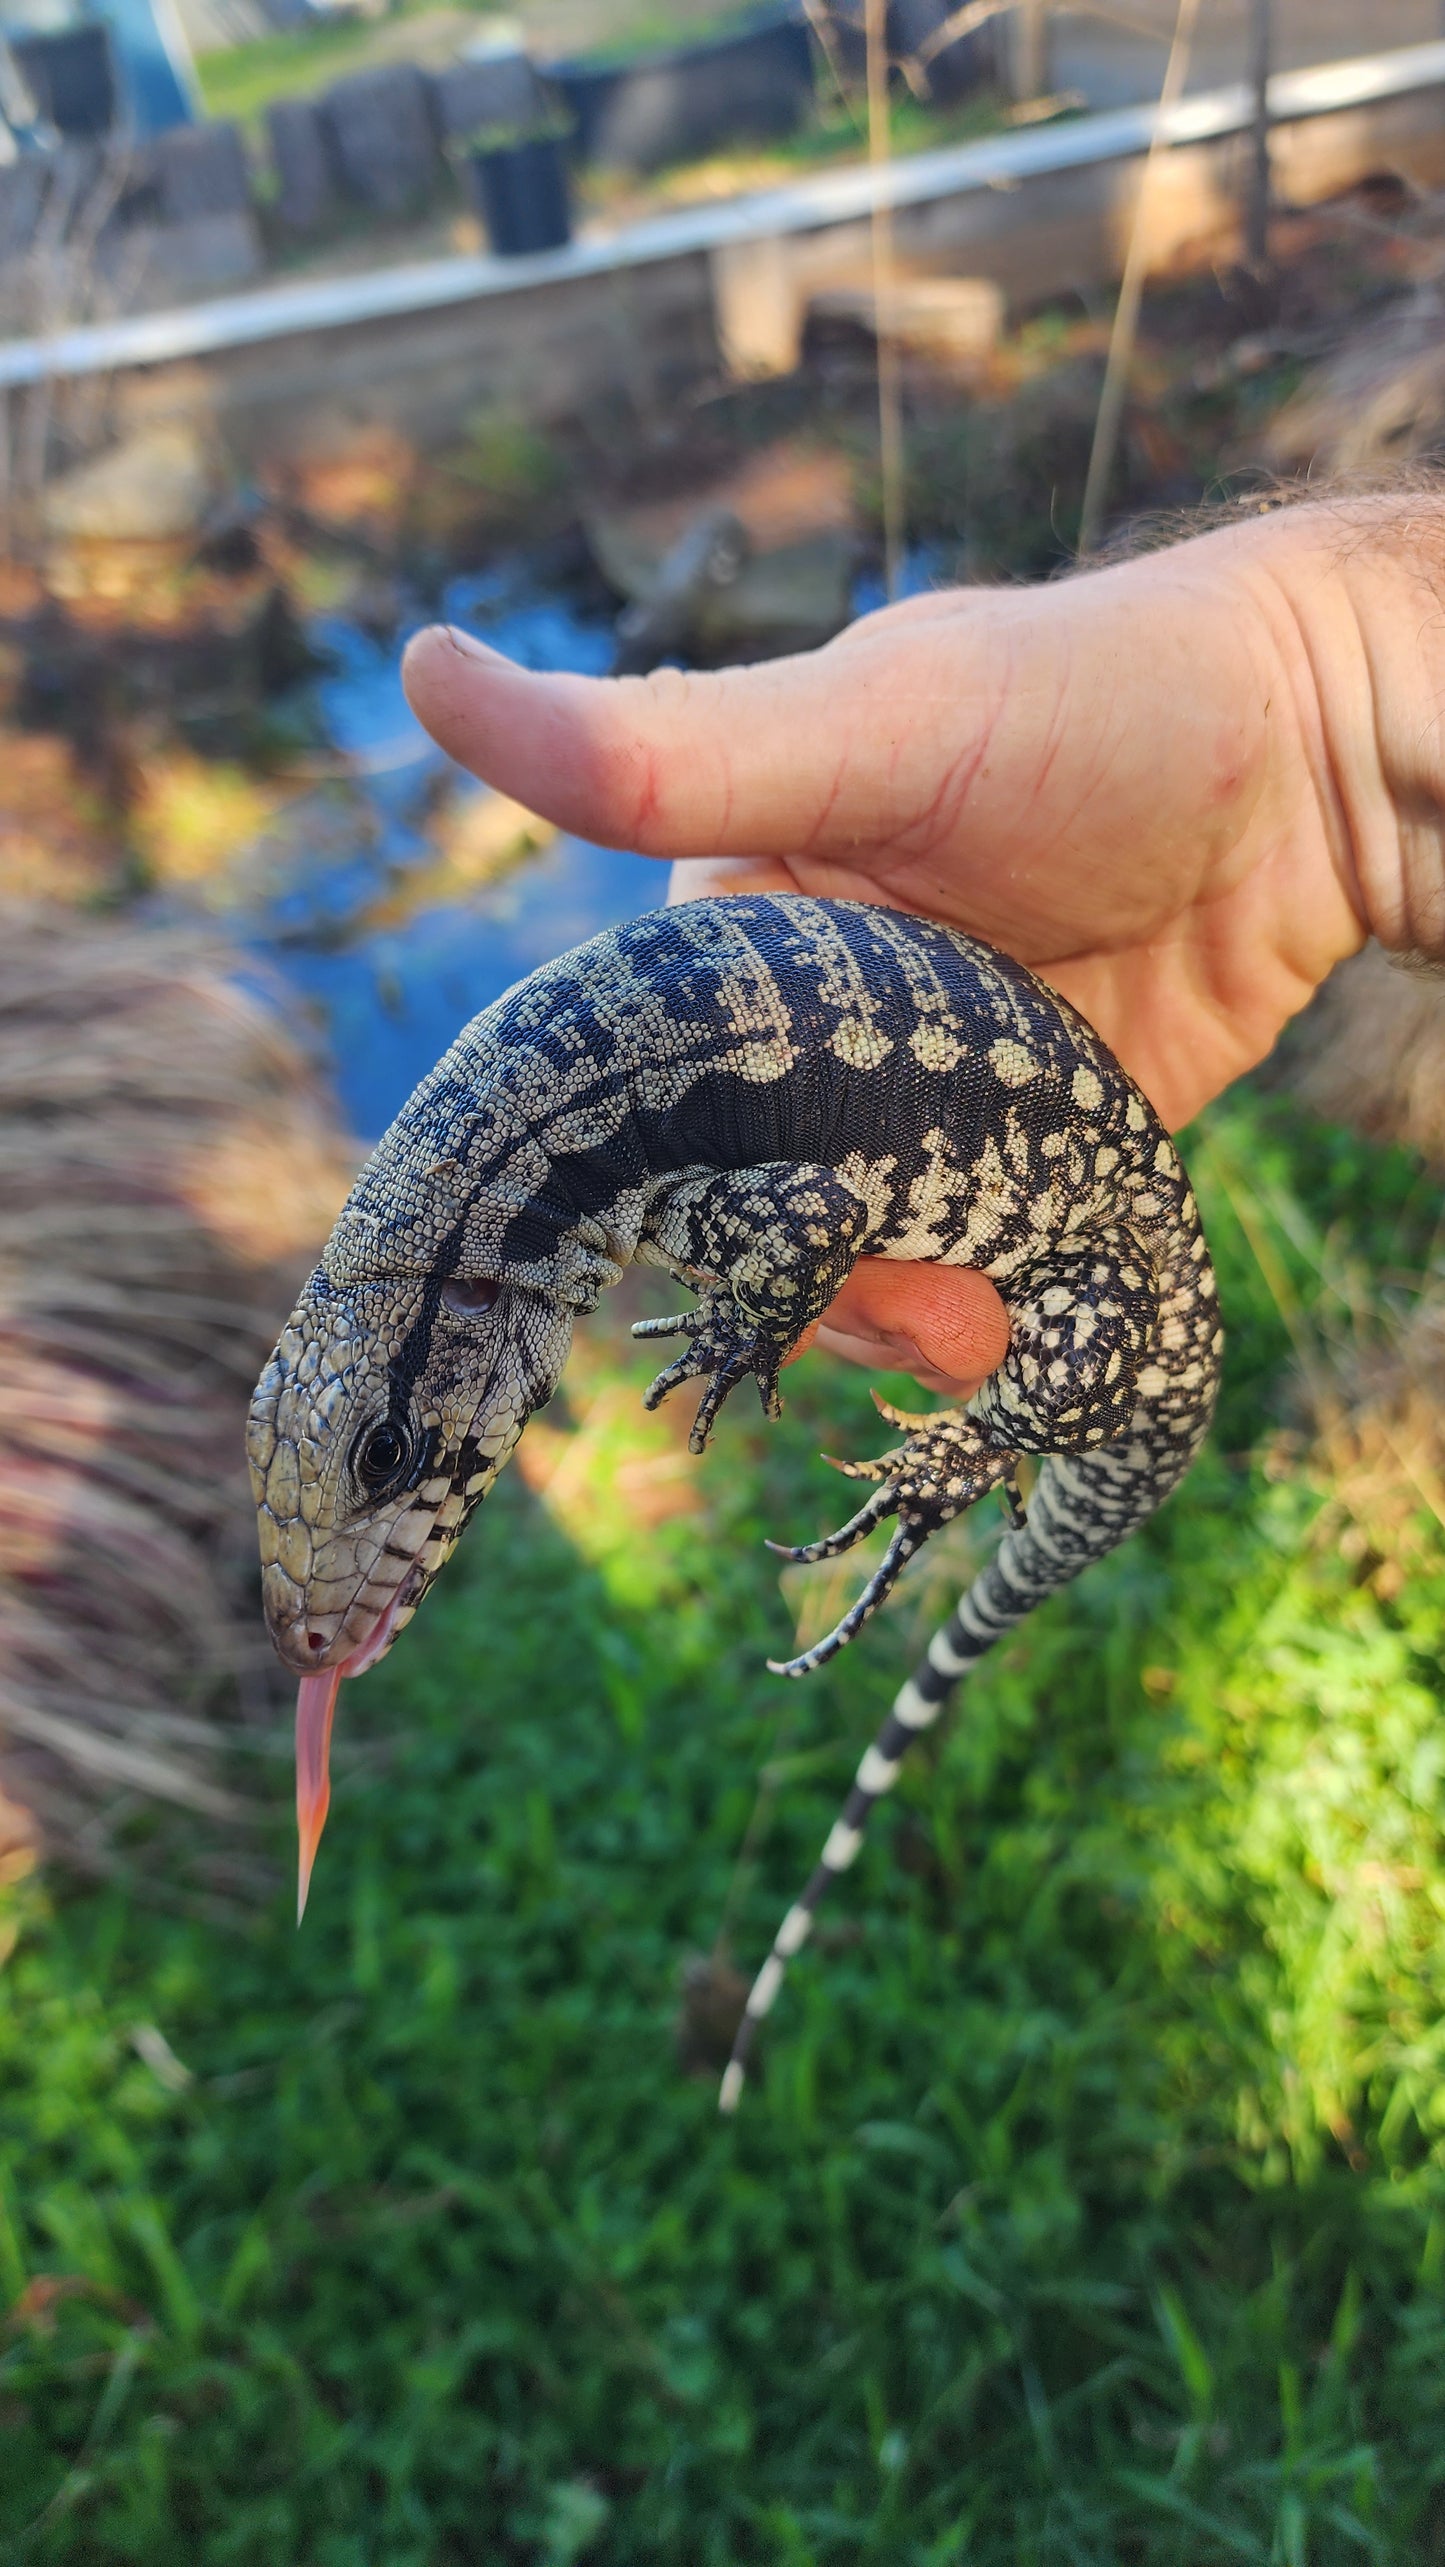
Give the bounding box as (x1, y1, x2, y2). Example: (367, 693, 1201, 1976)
(1284, 944, 1445, 1172)
(1304, 1289, 1445, 1600)
(0, 904, 354, 1874)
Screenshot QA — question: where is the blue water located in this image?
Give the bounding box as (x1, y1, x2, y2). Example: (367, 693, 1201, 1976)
(255, 549, 941, 1140)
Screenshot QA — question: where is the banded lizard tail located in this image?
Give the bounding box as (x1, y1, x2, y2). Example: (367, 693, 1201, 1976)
(247, 895, 1221, 2105)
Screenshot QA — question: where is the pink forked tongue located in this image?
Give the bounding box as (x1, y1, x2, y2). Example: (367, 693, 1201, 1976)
(294, 1579, 417, 1922)
(295, 1667, 341, 1924)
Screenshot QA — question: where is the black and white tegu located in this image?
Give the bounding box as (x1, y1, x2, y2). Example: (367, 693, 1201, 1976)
(247, 895, 1221, 2107)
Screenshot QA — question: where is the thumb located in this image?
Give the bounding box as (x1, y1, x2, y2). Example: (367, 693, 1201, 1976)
(400, 608, 1017, 867)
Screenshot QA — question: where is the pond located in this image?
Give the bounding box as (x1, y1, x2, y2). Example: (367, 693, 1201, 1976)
(251, 548, 939, 1141)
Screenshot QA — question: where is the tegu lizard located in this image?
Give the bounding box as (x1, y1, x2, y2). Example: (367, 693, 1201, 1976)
(248, 895, 1221, 2108)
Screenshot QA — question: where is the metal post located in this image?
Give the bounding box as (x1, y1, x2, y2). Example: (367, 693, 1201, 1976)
(865, 0, 904, 600)
(1077, 0, 1199, 557)
(1246, 0, 1273, 270)
(1006, 0, 1046, 104)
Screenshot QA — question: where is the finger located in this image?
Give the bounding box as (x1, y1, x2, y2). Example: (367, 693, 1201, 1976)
(665, 856, 799, 904)
(400, 608, 1017, 870)
(789, 1261, 1010, 1397)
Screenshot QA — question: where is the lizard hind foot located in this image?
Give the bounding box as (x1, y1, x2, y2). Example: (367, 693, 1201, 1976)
(767, 1406, 1020, 1677)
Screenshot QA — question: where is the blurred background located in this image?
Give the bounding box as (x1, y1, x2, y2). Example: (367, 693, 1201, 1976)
(5, 1, 1445, 2557)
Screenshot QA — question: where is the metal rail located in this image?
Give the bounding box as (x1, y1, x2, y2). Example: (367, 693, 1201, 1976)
(0, 37, 1441, 390)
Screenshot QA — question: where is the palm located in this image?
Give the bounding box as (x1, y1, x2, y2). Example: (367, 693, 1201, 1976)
(402, 512, 1386, 1390)
(404, 527, 1365, 1133)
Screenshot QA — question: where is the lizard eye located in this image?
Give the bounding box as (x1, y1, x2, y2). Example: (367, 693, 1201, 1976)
(442, 1276, 501, 1317)
(354, 1419, 410, 1491)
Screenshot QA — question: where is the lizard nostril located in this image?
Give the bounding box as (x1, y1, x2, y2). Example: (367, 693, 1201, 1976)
(305, 1631, 326, 1653)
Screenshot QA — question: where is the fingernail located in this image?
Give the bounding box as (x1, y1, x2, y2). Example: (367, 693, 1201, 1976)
(444, 624, 507, 664)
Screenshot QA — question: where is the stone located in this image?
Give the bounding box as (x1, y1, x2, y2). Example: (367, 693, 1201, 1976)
(266, 97, 334, 232)
(612, 509, 749, 672)
(687, 531, 852, 662)
(587, 442, 857, 667)
(41, 422, 214, 542)
(320, 64, 440, 215)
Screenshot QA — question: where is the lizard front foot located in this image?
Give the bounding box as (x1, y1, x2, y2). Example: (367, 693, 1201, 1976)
(766, 1398, 1018, 1677)
(634, 1294, 785, 1454)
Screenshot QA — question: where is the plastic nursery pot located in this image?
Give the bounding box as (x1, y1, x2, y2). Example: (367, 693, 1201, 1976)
(11, 21, 119, 138)
(465, 130, 572, 256)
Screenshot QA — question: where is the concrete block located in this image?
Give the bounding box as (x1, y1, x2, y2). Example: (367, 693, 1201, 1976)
(94, 208, 265, 307)
(810, 273, 1004, 374)
(149, 119, 253, 222)
(266, 97, 334, 232)
(320, 64, 440, 215)
(144, 208, 265, 295)
(0, 155, 49, 261)
(711, 235, 803, 379)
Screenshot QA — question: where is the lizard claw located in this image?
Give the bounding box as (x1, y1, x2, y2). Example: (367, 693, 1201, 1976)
(820, 1449, 901, 1484)
(768, 1524, 923, 1676)
(871, 1389, 935, 1430)
(689, 1355, 755, 1451)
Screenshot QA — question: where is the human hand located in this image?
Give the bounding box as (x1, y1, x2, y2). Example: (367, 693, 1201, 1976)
(402, 497, 1444, 1392)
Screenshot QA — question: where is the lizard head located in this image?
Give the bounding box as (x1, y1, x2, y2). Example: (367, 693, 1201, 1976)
(246, 1257, 574, 1913)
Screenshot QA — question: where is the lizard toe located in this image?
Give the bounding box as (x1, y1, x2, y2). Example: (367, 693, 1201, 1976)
(765, 1485, 899, 1565)
(768, 1524, 923, 1675)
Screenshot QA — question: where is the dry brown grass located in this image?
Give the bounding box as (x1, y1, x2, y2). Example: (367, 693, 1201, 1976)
(1296, 1283, 1445, 1607)
(0, 904, 354, 1880)
(1283, 943, 1445, 1173)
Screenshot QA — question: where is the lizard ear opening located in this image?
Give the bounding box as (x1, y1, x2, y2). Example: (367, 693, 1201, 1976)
(442, 1276, 502, 1317)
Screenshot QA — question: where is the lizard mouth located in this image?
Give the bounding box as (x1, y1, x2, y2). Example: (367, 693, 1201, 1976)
(294, 1562, 424, 1923)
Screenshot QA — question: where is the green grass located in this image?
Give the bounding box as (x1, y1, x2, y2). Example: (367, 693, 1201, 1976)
(5, 1086, 1445, 2562)
(196, 1, 497, 130)
(574, 88, 1008, 221)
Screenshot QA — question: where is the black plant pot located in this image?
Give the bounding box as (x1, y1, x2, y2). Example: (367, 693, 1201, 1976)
(545, 7, 814, 175)
(12, 22, 119, 139)
(466, 132, 572, 256)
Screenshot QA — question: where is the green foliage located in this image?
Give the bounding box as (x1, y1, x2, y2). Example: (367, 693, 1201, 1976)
(451, 410, 568, 510)
(4, 1089, 1445, 2560)
(196, 0, 502, 128)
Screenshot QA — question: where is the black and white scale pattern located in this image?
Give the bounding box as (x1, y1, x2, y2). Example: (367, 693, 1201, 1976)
(248, 896, 1222, 2107)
